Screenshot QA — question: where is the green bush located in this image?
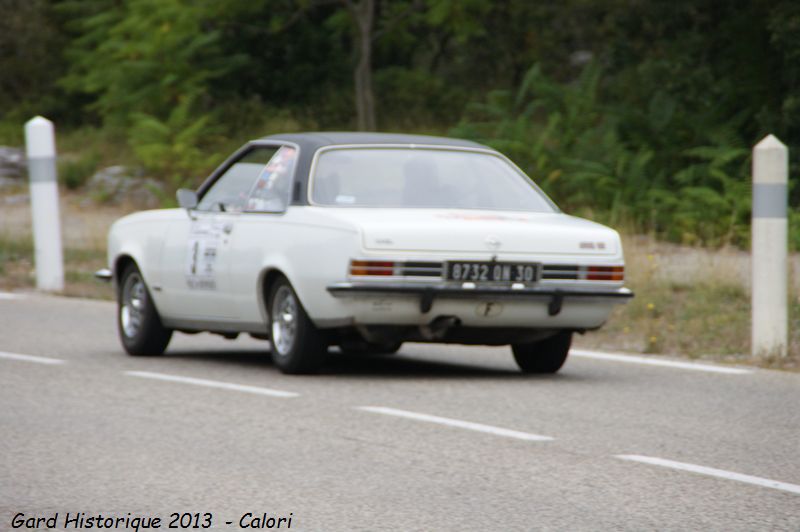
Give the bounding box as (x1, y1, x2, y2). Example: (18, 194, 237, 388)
(128, 98, 222, 189)
(452, 63, 765, 248)
(59, 151, 100, 190)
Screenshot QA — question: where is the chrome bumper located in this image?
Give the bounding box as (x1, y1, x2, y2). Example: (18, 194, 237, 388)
(327, 282, 634, 316)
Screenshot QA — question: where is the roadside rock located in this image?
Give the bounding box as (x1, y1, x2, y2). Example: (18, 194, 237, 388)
(0, 146, 25, 179)
(2, 193, 29, 205)
(87, 166, 165, 208)
(0, 176, 23, 189)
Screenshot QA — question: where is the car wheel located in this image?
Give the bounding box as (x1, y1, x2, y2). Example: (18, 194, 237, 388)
(268, 277, 328, 374)
(117, 263, 172, 356)
(340, 341, 402, 356)
(511, 331, 572, 374)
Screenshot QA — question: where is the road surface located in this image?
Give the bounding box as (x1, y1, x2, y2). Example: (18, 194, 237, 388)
(1, 293, 798, 531)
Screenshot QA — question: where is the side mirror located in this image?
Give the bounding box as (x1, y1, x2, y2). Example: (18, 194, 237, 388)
(176, 188, 198, 210)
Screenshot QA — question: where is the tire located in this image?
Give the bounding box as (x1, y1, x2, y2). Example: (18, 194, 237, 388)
(268, 276, 328, 374)
(117, 263, 172, 356)
(511, 331, 572, 374)
(340, 341, 402, 356)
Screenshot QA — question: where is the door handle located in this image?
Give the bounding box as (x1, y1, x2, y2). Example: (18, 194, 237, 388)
(223, 223, 233, 234)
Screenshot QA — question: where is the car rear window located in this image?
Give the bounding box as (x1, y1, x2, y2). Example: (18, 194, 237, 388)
(310, 147, 556, 212)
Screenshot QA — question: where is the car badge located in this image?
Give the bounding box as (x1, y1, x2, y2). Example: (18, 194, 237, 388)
(485, 235, 501, 250)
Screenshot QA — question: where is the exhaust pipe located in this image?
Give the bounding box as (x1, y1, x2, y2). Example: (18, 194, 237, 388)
(420, 316, 460, 340)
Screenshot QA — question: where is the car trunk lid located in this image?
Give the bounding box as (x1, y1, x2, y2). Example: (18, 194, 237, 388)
(313, 208, 619, 256)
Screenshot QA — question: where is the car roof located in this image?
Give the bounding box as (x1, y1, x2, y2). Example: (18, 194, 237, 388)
(254, 132, 493, 206)
(198, 132, 495, 207)
(258, 131, 488, 151)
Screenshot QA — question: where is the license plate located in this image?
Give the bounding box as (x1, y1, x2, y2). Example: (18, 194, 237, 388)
(446, 261, 540, 283)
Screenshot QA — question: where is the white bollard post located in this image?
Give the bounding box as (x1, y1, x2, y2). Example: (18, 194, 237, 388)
(751, 134, 788, 357)
(24, 116, 64, 292)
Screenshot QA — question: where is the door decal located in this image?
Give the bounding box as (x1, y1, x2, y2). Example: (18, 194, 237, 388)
(186, 219, 223, 290)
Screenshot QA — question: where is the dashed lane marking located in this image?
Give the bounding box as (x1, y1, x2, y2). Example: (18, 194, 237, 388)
(571, 349, 752, 375)
(125, 371, 300, 398)
(0, 351, 65, 365)
(617, 454, 800, 495)
(0, 292, 25, 300)
(358, 406, 553, 441)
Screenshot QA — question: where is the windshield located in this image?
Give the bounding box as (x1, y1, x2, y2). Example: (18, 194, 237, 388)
(310, 147, 557, 212)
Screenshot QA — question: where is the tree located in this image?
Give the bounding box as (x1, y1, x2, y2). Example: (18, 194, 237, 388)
(59, 0, 237, 126)
(343, 0, 376, 130)
(297, 0, 428, 130)
(0, 0, 65, 118)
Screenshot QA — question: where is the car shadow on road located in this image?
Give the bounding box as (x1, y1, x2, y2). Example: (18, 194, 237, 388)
(164, 348, 583, 381)
(322, 353, 521, 379)
(324, 353, 593, 382)
(165, 349, 273, 368)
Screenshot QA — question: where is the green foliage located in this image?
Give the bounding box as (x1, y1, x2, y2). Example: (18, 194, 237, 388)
(59, 0, 239, 126)
(0, 121, 24, 145)
(424, 0, 490, 42)
(128, 98, 222, 188)
(790, 211, 800, 252)
(0, 233, 33, 276)
(374, 68, 466, 128)
(0, 0, 65, 120)
(59, 150, 100, 190)
(452, 63, 758, 247)
(0, 0, 796, 248)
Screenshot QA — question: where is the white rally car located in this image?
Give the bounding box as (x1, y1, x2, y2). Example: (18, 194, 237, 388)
(98, 132, 632, 374)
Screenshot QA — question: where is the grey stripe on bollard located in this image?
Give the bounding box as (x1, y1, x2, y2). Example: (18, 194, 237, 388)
(752, 183, 787, 218)
(27, 157, 58, 183)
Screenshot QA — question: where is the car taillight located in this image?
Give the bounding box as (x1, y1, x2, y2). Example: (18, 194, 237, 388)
(586, 266, 624, 281)
(350, 260, 396, 276)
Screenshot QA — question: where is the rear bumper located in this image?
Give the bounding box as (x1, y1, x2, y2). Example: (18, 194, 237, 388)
(327, 281, 633, 316)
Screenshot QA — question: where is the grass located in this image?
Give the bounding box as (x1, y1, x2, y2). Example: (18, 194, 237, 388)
(573, 235, 800, 371)
(0, 188, 124, 301)
(0, 232, 113, 300)
(0, 234, 33, 267)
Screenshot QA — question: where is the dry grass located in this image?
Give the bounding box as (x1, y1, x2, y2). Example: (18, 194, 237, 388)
(1, 187, 798, 370)
(0, 187, 138, 300)
(573, 235, 800, 371)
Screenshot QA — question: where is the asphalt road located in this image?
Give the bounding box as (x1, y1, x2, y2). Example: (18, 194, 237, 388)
(1, 292, 798, 531)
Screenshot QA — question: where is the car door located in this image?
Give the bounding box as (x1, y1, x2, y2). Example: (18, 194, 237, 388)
(159, 146, 279, 320)
(227, 144, 299, 322)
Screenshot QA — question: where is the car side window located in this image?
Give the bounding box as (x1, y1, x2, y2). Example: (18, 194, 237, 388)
(244, 146, 298, 213)
(197, 147, 278, 212)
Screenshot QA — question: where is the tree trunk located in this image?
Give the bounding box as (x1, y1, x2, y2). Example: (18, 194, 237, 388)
(350, 0, 376, 131)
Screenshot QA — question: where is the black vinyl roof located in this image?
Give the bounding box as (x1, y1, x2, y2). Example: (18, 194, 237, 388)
(199, 132, 494, 207)
(259, 131, 488, 152)
(252, 132, 492, 206)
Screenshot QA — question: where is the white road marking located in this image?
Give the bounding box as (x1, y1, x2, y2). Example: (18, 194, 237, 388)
(125, 371, 299, 398)
(571, 349, 752, 375)
(0, 292, 25, 300)
(617, 455, 800, 495)
(0, 351, 65, 365)
(358, 406, 553, 442)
